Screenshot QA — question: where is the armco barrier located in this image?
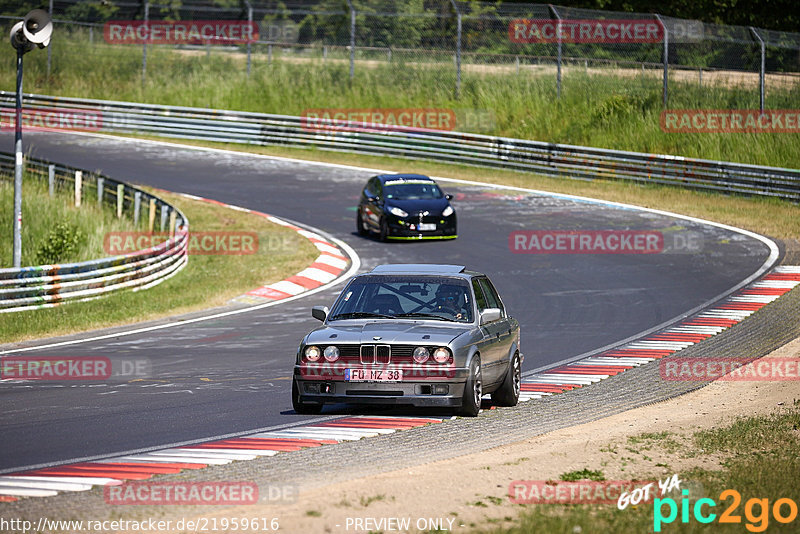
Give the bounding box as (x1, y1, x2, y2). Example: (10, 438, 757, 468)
(0, 153, 188, 313)
(1, 92, 799, 200)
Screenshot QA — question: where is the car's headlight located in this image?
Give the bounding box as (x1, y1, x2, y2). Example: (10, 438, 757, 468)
(304, 345, 321, 362)
(389, 207, 408, 217)
(442, 205, 454, 217)
(412, 346, 430, 363)
(323, 345, 340, 362)
(433, 347, 451, 363)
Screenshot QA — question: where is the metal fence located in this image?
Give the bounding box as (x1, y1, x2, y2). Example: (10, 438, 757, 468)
(2, 92, 798, 202)
(0, 152, 189, 312)
(2, 1, 799, 110)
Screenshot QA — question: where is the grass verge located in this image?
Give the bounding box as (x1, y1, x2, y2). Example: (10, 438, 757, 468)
(478, 402, 800, 533)
(0, 174, 147, 266)
(0, 187, 319, 344)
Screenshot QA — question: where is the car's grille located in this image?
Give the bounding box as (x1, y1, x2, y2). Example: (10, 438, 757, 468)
(318, 344, 451, 364)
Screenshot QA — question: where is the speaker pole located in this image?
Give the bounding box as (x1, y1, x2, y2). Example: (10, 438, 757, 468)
(12, 46, 23, 268)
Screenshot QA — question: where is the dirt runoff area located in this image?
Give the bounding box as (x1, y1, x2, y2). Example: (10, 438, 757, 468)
(177, 338, 800, 534)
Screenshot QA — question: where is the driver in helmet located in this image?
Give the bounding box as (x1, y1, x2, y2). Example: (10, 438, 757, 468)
(435, 285, 464, 319)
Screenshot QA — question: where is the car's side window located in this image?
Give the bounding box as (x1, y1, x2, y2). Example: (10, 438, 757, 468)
(365, 177, 377, 198)
(478, 278, 504, 316)
(472, 279, 488, 311)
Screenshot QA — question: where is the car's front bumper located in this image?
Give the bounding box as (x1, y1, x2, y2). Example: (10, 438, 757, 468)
(294, 366, 468, 407)
(386, 213, 457, 240)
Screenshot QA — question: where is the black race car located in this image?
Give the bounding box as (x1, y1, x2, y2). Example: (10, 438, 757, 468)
(356, 174, 457, 241)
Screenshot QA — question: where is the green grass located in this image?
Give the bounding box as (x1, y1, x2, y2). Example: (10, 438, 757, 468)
(478, 401, 800, 533)
(560, 469, 606, 482)
(0, 185, 319, 343)
(3, 32, 798, 168)
(0, 173, 147, 266)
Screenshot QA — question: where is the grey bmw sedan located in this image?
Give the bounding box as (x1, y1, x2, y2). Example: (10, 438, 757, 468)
(292, 264, 522, 416)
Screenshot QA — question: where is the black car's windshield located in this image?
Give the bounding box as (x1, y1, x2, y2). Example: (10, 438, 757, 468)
(329, 275, 473, 323)
(384, 181, 443, 200)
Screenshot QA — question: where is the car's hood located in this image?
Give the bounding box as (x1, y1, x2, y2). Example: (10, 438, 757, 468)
(306, 321, 466, 346)
(387, 198, 450, 215)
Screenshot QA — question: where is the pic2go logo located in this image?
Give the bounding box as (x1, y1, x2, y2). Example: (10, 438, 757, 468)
(654, 489, 798, 532)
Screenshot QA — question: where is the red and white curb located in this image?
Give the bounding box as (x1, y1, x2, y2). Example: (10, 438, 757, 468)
(171, 193, 351, 305)
(518, 265, 800, 402)
(0, 416, 453, 501)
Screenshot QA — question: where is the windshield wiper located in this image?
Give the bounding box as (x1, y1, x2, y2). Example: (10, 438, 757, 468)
(331, 312, 395, 320)
(394, 312, 449, 321)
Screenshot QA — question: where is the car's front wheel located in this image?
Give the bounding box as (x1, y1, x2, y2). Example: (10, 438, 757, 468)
(491, 352, 521, 406)
(356, 210, 368, 237)
(292, 380, 323, 414)
(458, 356, 482, 417)
(379, 217, 389, 242)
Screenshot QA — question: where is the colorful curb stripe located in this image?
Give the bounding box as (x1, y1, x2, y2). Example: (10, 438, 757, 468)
(170, 193, 351, 304)
(0, 416, 452, 501)
(518, 265, 800, 402)
(3, 266, 796, 502)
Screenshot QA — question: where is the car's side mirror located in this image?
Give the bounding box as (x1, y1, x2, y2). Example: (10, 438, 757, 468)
(480, 308, 501, 325)
(312, 306, 329, 322)
(445, 193, 453, 200)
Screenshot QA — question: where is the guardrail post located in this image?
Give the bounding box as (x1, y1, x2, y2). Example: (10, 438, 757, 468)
(549, 4, 562, 99)
(323, 45, 327, 61)
(48, 164, 55, 196)
(75, 170, 82, 207)
(750, 27, 766, 112)
(655, 14, 668, 108)
(268, 43, 272, 64)
(160, 204, 169, 231)
(116, 183, 124, 218)
(169, 210, 176, 237)
(96, 177, 104, 204)
(449, 0, 462, 99)
(148, 198, 156, 232)
(346, 0, 355, 80)
(134, 191, 141, 225)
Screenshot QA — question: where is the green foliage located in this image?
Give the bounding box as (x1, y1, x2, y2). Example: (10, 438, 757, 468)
(560, 468, 606, 481)
(34, 221, 85, 265)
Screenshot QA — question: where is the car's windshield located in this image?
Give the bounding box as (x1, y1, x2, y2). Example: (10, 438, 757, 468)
(329, 275, 473, 323)
(384, 181, 443, 200)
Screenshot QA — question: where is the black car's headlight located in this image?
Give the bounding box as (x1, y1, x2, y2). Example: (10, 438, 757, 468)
(389, 206, 408, 217)
(442, 205, 454, 217)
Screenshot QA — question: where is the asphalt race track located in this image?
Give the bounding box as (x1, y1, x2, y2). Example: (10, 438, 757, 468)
(0, 131, 775, 473)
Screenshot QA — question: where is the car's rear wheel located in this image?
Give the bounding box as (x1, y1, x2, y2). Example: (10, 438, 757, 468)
(458, 356, 482, 417)
(379, 217, 389, 242)
(292, 380, 323, 414)
(491, 352, 521, 407)
(356, 210, 368, 236)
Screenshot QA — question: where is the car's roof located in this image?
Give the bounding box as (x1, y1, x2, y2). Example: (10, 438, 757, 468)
(367, 264, 483, 279)
(376, 173, 433, 183)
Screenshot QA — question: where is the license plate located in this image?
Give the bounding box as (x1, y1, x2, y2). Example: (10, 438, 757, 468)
(418, 223, 436, 231)
(345, 369, 403, 382)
